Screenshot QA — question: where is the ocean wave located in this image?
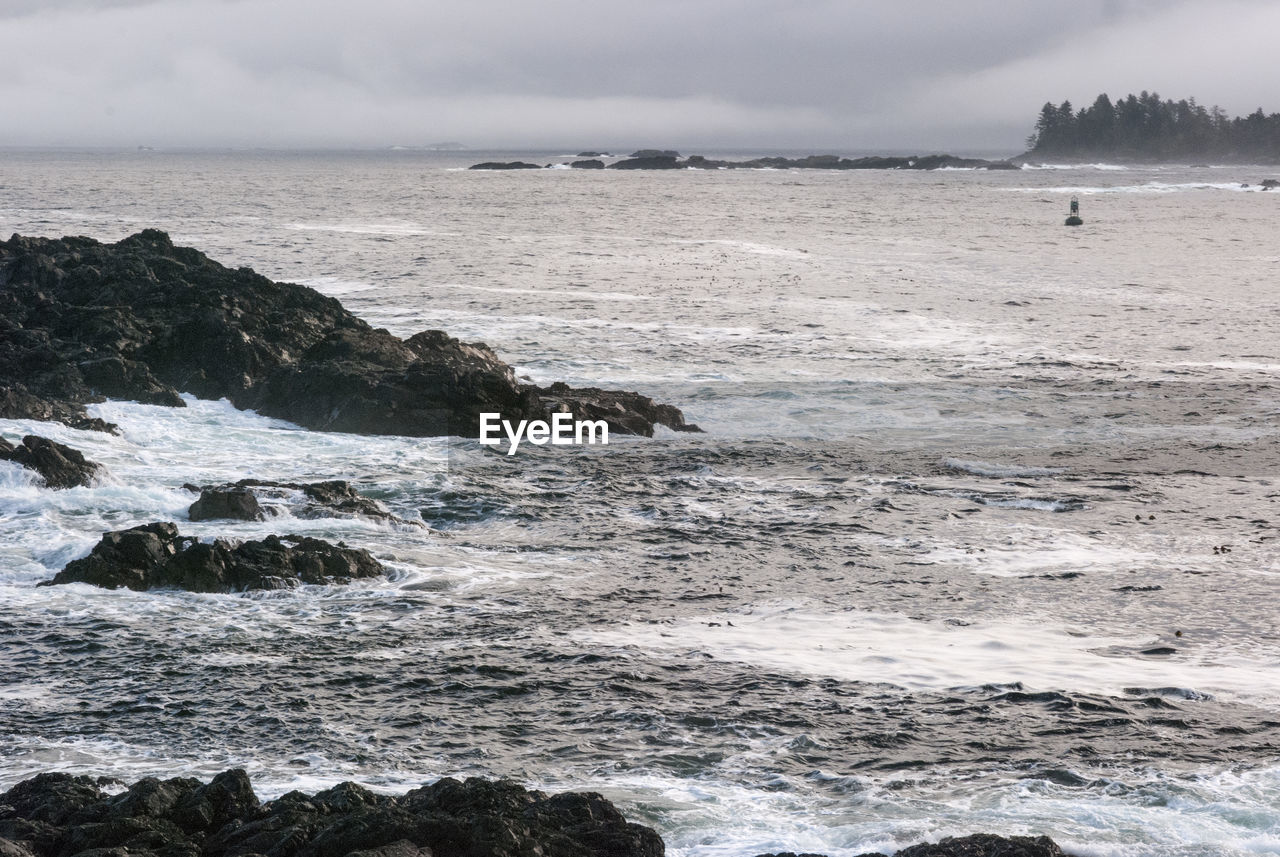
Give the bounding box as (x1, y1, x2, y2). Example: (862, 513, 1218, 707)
(1007, 181, 1266, 194)
(942, 458, 1066, 478)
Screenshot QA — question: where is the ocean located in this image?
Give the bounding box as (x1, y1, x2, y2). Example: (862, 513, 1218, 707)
(2, 149, 1280, 856)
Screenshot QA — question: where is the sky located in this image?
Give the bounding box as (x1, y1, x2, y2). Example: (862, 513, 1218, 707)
(1, 0, 1278, 153)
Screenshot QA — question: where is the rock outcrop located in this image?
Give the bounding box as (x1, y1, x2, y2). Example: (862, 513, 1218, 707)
(895, 834, 1066, 857)
(0, 769, 665, 857)
(186, 485, 266, 522)
(754, 835, 1066, 857)
(186, 479, 417, 526)
(0, 230, 697, 437)
(610, 156, 682, 170)
(467, 162, 544, 170)
(39, 522, 385, 592)
(605, 153, 1017, 171)
(466, 152, 1018, 172)
(0, 435, 101, 489)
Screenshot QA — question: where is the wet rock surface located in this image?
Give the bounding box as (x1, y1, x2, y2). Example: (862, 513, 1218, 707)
(0, 770, 665, 857)
(39, 522, 385, 592)
(0, 434, 102, 488)
(467, 161, 544, 170)
(186, 485, 266, 522)
(186, 479, 419, 526)
(0, 230, 696, 437)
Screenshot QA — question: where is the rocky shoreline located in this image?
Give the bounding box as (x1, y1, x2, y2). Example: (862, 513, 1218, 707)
(0, 769, 1072, 857)
(1, 229, 1079, 856)
(0, 230, 698, 438)
(0, 770, 662, 857)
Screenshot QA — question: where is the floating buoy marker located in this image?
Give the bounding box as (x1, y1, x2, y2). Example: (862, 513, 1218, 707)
(1065, 196, 1083, 226)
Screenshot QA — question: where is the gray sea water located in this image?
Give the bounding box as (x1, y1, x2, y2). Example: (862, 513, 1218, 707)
(3, 149, 1280, 856)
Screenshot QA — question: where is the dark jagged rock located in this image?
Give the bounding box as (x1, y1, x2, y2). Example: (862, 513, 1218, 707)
(0, 770, 663, 857)
(0, 838, 36, 857)
(570, 159, 605, 169)
(895, 834, 1065, 857)
(186, 479, 419, 526)
(0, 230, 695, 437)
(467, 162, 544, 170)
(576, 151, 609, 158)
(1261, 178, 1279, 189)
(0, 434, 102, 488)
(187, 486, 265, 522)
(629, 150, 679, 159)
(540, 382, 701, 436)
(610, 156, 682, 170)
(39, 522, 384, 592)
(0, 384, 116, 433)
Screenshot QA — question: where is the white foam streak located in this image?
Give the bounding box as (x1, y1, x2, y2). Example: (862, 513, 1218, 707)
(1020, 163, 1132, 171)
(576, 602, 1280, 706)
(284, 221, 441, 236)
(1008, 181, 1265, 194)
(943, 458, 1066, 478)
(570, 764, 1280, 857)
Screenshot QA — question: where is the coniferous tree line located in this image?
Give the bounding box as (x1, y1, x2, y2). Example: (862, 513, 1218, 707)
(1025, 92, 1280, 162)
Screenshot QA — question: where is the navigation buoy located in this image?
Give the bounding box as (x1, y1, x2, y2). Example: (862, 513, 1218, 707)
(1065, 196, 1083, 226)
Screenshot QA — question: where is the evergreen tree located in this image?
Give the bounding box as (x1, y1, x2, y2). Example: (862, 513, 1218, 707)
(1025, 91, 1280, 161)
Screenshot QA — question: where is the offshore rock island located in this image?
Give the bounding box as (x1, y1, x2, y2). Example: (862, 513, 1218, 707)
(0, 230, 698, 438)
(471, 152, 1020, 171)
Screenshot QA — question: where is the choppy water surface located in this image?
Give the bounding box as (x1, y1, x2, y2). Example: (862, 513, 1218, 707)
(3, 151, 1280, 856)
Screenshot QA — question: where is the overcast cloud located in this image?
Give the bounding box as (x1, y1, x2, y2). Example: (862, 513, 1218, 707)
(1, 0, 1277, 151)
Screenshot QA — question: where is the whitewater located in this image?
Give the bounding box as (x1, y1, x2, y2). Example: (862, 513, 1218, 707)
(3, 150, 1280, 856)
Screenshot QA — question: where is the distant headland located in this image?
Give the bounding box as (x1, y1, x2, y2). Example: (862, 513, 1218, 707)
(467, 91, 1280, 170)
(1023, 91, 1280, 163)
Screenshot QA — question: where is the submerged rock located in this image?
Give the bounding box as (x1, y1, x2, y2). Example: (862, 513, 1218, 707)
(0, 434, 102, 489)
(40, 522, 384, 592)
(0, 230, 697, 437)
(186, 479, 419, 526)
(0, 770, 664, 857)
